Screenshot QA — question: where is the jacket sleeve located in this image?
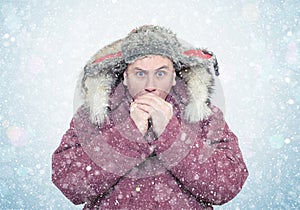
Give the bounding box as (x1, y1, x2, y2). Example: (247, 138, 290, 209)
(159, 106, 248, 205)
(52, 109, 151, 205)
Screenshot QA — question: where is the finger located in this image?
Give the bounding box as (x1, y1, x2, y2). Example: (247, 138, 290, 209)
(135, 95, 166, 107)
(136, 103, 155, 115)
(130, 102, 138, 109)
(136, 98, 173, 114)
(131, 105, 150, 116)
(136, 93, 163, 101)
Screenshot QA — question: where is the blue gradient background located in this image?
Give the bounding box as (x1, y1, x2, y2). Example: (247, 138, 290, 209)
(0, 0, 299, 209)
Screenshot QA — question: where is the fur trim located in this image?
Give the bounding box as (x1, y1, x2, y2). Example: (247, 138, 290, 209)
(182, 64, 214, 122)
(83, 74, 113, 125)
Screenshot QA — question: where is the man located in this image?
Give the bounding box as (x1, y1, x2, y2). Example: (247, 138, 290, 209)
(52, 25, 248, 209)
(124, 55, 176, 137)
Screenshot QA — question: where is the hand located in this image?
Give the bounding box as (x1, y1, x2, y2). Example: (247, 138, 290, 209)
(130, 101, 150, 135)
(134, 93, 173, 137)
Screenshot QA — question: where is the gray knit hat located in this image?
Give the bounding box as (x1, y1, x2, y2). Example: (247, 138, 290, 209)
(121, 25, 186, 66)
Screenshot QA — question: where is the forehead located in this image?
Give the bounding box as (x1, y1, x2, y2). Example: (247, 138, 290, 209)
(127, 55, 174, 71)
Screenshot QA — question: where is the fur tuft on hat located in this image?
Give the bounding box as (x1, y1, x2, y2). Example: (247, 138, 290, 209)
(79, 25, 219, 125)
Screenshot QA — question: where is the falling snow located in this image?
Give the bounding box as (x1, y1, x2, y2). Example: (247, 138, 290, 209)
(0, 0, 299, 209)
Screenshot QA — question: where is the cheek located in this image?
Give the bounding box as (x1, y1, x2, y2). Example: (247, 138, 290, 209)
(128, 79, 144, 90)
(126, 79, 145, 96)
(160, 78, 175, 91)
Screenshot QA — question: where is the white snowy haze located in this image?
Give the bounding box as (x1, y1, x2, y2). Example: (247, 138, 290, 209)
(0, 0, 299, 209)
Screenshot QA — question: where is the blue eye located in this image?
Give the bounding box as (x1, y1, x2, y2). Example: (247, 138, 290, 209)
(136, 71, 145, 77)
(156, 71, 165, 77)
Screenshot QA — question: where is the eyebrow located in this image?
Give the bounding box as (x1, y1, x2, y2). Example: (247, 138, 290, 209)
(133, 65, 172, 71)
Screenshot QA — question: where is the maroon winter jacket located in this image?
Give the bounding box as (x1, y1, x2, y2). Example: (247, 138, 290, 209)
(52, 82, 248, 209)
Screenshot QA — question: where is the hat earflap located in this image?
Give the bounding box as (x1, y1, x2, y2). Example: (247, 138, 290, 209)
(182, 64, 214, 122)
(83, 74, 113, 125)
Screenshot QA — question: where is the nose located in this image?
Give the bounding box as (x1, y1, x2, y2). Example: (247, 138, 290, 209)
(145, 76, 156, 92)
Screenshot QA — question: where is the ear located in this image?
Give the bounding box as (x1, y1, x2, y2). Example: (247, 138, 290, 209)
(123, 71, 128, 86)
(172, 71, 176, 86)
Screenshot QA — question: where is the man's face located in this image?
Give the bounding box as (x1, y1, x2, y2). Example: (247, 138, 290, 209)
(123, 55, 176, 99)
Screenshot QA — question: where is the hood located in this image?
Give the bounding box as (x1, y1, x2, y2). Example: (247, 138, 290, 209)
(75, 26, 219, 125)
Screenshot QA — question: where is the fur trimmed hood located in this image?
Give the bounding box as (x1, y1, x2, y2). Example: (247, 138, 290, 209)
(77, 26, 219, 125)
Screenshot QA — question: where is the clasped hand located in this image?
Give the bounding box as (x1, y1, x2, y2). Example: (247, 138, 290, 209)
(130, 93, 173, 137)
